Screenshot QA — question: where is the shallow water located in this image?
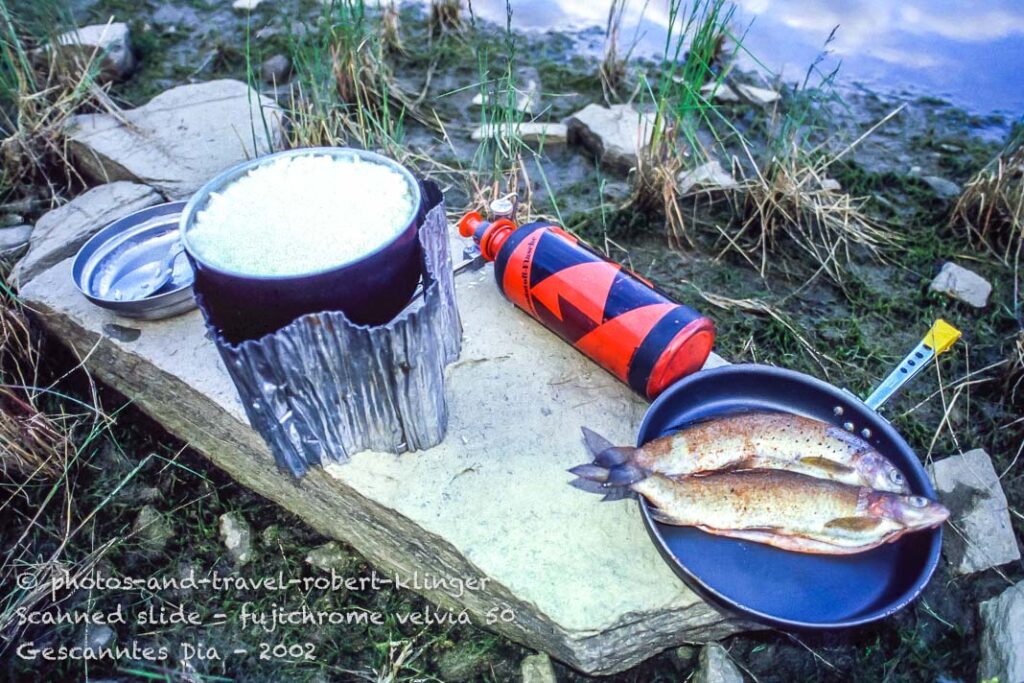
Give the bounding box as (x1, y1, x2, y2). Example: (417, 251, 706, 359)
(461, 0, 1024, 117)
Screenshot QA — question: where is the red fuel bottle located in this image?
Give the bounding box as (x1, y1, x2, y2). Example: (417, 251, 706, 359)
(458, 211, 715, 400)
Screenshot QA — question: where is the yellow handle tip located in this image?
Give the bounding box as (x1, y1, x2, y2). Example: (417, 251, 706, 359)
(923, 319, 961, 355)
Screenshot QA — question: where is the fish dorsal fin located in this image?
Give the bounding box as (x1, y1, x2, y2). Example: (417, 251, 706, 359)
(798, 456, 856, 475)
(825, 516, 882, 531)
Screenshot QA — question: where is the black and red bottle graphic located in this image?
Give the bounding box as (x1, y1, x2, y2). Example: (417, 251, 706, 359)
(459, 212, 715, 400)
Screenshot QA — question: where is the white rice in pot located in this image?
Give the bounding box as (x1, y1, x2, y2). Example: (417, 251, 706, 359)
(187, 153, 417, 276)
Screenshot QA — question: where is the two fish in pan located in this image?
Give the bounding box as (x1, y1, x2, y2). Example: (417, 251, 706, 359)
(570, 412, 949, 555)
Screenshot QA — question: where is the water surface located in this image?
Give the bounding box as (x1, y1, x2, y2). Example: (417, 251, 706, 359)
(463, 0, 1024, 117)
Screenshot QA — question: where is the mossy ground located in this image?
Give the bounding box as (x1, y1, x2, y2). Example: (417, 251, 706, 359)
(3, 1, 1021, 681)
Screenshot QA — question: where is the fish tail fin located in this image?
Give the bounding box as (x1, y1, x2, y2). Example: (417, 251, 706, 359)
(568, 460, 647, 499)
(580, 426, 637, 467)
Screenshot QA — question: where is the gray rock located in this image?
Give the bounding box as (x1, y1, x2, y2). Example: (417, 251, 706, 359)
(0, 224, 33, 260)
(20, 243, 747, 675)
(232, 0, 267, 9)
(82, 623, 115, 650)
(67, 80, 283, 200)
(260, 54, 291, 83)
(929, 262, 992, 308)
(436, 646, 492, 682)
(979, 582, 1024, 683)
(565, 104, 655, 171)
(922, 175, 961, 199)
(133, 505, 174, 553)
(471, 122, 567, 144)
(928, 449, 1020, 575)
(219, 511, 254, 565)
(12, 182, 161, 287)
(520, 652, 557, 683)
(694, 643, 744, 683)
(1, 213, 24, 227)
(54, 22, 135, 82)
(677, 159, 738, 194)
(735, 83, 780, 105)
(700, 81, 740, 103)
(305, 541, 358, 574)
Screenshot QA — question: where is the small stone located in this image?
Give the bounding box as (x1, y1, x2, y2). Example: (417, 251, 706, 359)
(929, 262, 992, 308)
(516, 79, 540, 115)
(979, 582, 1024, 683)
(232, 0, 265, 9)
(565, 104, 655, 171)
(1, 213, 24, 227)
(928, 449, 1019, 574)
(700, 81, 740, 103)
(694, 643, 743, 683)
(12, 182, 161, 286)
(82, 624, 114, 651)
(260, 54, 291, 83)
(133, 505, 174, 553)
(520, 653, 557, 683)
(53, 22, 135, 82)
(819, 177, 842, 192)
(219, 511, 254, 565)
(735, 83, 780, 105)
(674, 644, 698, 665)
(305, 540, 357, 574)
(922, 175, 961, 199)
(471, 122, 567, 144)
(436, 646, 492, 682)
(677, 159, 738, 194)
(0, 224, 33, 260)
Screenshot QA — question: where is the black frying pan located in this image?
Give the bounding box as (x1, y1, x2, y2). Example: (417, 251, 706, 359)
(635, 321, 959, 629)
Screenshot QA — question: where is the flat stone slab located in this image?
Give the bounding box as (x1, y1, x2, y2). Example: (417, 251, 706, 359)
(12, 181, 161, 286)
(928, 448, 1020, 575)
(20, 234, 745, 675)
(67, 80, 283, 200)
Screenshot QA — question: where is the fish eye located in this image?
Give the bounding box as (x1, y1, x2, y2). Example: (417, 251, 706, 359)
(909, 496, 928, 507)
(889, 470, 906, 485)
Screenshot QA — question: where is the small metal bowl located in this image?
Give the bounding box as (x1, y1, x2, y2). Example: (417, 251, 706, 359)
(73, 201, 196, 320)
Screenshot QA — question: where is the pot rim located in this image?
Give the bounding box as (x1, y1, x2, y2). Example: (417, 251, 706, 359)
(179, 146, 422, 282)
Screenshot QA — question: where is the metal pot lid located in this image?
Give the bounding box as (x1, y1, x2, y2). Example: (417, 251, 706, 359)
(73, 201, 197, 320)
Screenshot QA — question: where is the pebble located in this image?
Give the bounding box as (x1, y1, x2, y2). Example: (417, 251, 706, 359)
(520, 652, 557, 683)
(922, 175, 961, 199)
(219, 511, 254, 565)
(694, 643, 744, 683)
(133, 505, 175, 553)
(0, 224, 33, 260)
(929, 262, 992, 308)
(677, 159, 738, 194)
(261, 54, 291, 83)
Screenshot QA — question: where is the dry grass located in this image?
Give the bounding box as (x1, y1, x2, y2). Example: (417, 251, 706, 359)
(626, 142, 690, 248)
(429, 0, 463, 37)
(1006, 329, 1024, 409)
(0, 295, 66, 479)
(599, 0, 629, 101)
(0, 6, 115, 203)
(381, 0, 404, 54)
(730, 143, 898, 283)
(952, 141, 1024, 263)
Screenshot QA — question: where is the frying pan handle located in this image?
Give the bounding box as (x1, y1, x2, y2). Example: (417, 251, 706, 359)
(863, 319, 960, 411)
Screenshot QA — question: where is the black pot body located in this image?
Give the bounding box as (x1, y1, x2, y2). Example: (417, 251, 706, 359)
(181, 148, 424, 344)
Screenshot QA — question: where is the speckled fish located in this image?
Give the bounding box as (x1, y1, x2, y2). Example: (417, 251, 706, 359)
(568, 464, 948, 554)
(581, 411, 910, 494)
